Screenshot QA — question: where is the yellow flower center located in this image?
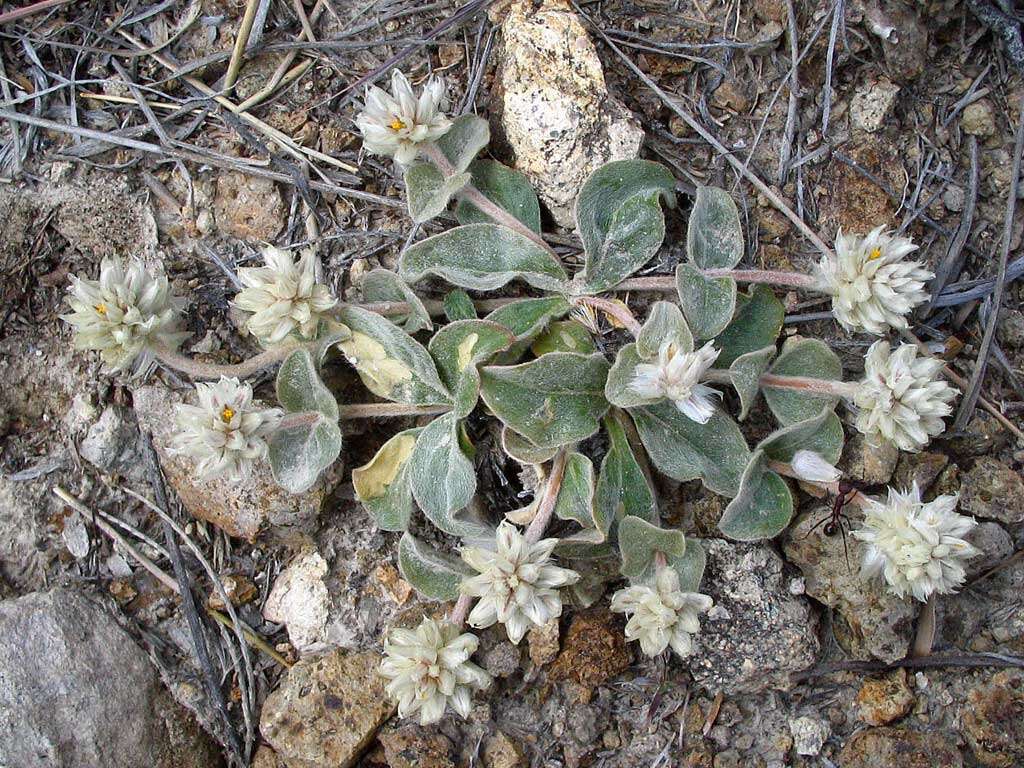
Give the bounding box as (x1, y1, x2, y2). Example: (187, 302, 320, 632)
(220, 406, 235, 423)
(389, 117, 406, 131)
(868, 247, 883, 261)
(95, 303, 108, 316)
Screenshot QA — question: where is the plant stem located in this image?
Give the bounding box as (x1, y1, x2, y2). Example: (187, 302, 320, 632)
(911, 594, 937, 658)
(448, 593, 473, 627)
(152, 343, 300, 380)
(337, 402, 451, 420)
(574, 296, 642, 337)
(614, 269, 818, 292)
(759, 372, 859, 399)
(525, 448, 570, 544)
(419, 142, 559, 259)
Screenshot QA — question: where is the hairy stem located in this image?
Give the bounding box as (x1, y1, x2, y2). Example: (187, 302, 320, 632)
(759, 372, 859, 399)
(420, 142, 558, 259)
(448, 593, 473, 627)
(525, 448, 570, 544)
(336, 402, 452, 420)
(614, 269, 818, 292)
(574, 296, 642, 337)
(152, 343, 300, 380)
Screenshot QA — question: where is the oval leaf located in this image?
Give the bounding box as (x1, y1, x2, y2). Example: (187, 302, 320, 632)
(712, 285, 784, 368)
(404, 161, 469, 223)
(553, 452, 597, 529)
(398, 533, 471, 601)
(400, 223, 568, 292)
(456, 159, 541, 233)
(501, 426, 559, 464)
(728, 345, 776, 421)
(595, 415, 656, 529)
(759, 408, 845, 465)
(675, 263, 737, 340)
(276, 348, 339, 420)
(718, 450, 793, 541)
(443, 289, 477, 322)
(605, 343, 661, 410)
(618, 515, 686, 579)
(353, 428, 420, 531)
(762, 336, 843, 426)
(687, 185, 743, 269)
(636, 301, 694, 360)
(485, 297, 571, 363)
(361, 268, 432, 333)
(268, 412, 342, 494)
(435, 114, 490, 173)
(530, 320, 596, 356)
(670, 538, 706, 592)
(428, 320, 516, 417)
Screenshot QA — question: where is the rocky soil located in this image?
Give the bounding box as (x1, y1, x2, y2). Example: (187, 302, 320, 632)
(1, 0, 1023, 767)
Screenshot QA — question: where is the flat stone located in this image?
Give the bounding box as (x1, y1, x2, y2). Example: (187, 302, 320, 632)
(892, 451, 949, 493)
(264, 549, 330, 655)
(816, 137, 902, 236)
(260, 649, 394, 768)
(527, 616, 560, 667)
(497, 0, 644, 226)
(838, 727, 963, 768)
(380, 723, 457, 768)
(850, 78, 900, 133)
(962, 671, 1024, 767)
(79, 404, 144, 476)
(0, 589, 218, 768)
(134, 385, 323, 541)
(483, 730, 526, 768)
(783, 509, 916, 663)
(213, 171, 283, 240)
(549, 608, 631, 702)
(962, 100, 997, 138)
(959, 457, 1024, 524)
(855, 669, 915, 725)
(688, 539, 819, 693)
(839, 433, 899, 486)
(789, 715, 829, 756)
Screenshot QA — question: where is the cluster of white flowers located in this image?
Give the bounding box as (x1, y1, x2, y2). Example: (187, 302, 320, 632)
(853, 484, 980, 602)
(460, 521, 580, 644)
(171, 377, 281, 481)
(233, 246, 336, 347)
(610, 567, 713, 659)
(851, 340, 957, 452)
(630, 341, 721, 424)
(61, 257, 188, 371)
(815, 227, 933, 335)
(379, 616, 491, 725)
(355, 69, 451, 164)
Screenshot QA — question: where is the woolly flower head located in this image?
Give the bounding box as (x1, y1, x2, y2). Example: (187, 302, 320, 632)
(852, 484, 980, 601)
(62, 258, 187, 371)
(815, 226, 933, 335)
(630, 341, 721, 424)
(355, 69, 451, 164)
(233, 246, 336, 346)
(379, 617, 491, 726)
(171, 377, 281, 481)
(460, 521, 580, 644)
(610, 568, 713, 659)
(852, 340, 957, 452)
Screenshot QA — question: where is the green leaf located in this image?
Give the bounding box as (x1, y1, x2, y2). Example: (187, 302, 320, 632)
(718, 450, 793, 541)
(443, 289, 477, 322)
(687, 185, 743, 269)
(553, 452, 597, 529)
(404, 162, 470, 223)
(618, 515, 686, 579)
(427, 320, 515, 417)
(479, 352, 610, 450)
(268, 412, 342, 494)
(407, 413, 490, 538)
(728, 345, 775, 420)
(575, 160, 676, 293)
(759, 408, 844, 465)
(500, 426, 559, 464)
(762, 336, 843, 426)
(485, 296, 571, 363)
(605, 343, 660, 410)
(398, 533, 471, 601)
(400, 223, 568, 293)
(636, 301, 694, 360)
(712, 285, 784, 367)
(530, 320, 596, 356)
(335, 306, 450, 405)
(670, 539, 706, 592)
(456, 160, 541, 233)
(352, 428, 420, 531)
(631, 401, 750, 497)
(361, 268, 432, 333)
(594, 415, 656, 529)
(675, 263, 737, 340)
(276, 348, 339, 420)
(435, 114, 490, 173)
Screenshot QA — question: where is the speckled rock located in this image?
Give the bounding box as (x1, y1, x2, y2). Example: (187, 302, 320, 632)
(838, 727, 962, 768)
(483, 730, 525, 768)
(892, 452, 949, 493)
(783, 509, 916, 663)
(850, 78, 900, 133)
(789, 715, 830, 756)
(0, 589, 219, 768)
(962, 671, 1024, 767)
(496, 0, 644, 226)
(79, 404, 144, 476)
(133, 385, 324, 541)
(688, 539, 819, 693)
(213, 171, 283, 240)
(379, 723, 456, 768)
(961, 100, 997, 138)
(264, 549, 330, 655)
(855, 669, 915, 725)
(259, 649, 394, 768)
(839, 433, 899, 486)
(959, 457, 1024, 524)
(527, 617, 560, 667)
(483, 641, 521, 678)
(549, 608, 631, 702)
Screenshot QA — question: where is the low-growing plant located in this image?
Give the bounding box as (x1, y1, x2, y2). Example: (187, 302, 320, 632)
(62, 69, 982, 727)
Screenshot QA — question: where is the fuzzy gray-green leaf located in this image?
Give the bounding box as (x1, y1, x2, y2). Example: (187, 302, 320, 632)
(718, 450, 793, 541)
(435, 114, 489, 173)
(485, 297, 571, 363)
(636, 301, 694, 360)
(605, 343, 660, 410)
(456, 160, 541, 233)
(595, 415, 656, 529)
(361, 268, 432, 333)
(712, 285, 784, 367)
(269, 413, 342, 494)
(530, 320, 596, 356)
(760, 408, 845, 465)
(762, 336, 843, 426)
(728, 345, 775, 420)
(353, 428, 420, 531)
(618, 515, 686, 579)
(501, 426, 559, 464)
(428, 320, 515, 417)
(276, 348, 339, 420)
(670, 539, 706, 592)
(675, 263, 737, 340)
(398, 533, 472, 601)
(687, 185, 743, 270)
(404, 161, 470, 223)
(553, 452, 596, 528)
(443, 289, 477, 322)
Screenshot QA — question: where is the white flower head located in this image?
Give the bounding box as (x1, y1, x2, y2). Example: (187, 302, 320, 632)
(630, 341, 721, 424)
(233, 246, 336, 346)
(852, 340, 957, 452)
(171, 377, 282, 481)
(852, 484, 980, 602)
(610, 568, 712, 659)
(379, 617, 491, 726)
(355, 69, 451, 164)
(790, 450, 842, 483)
(61, 258, 188, 371)
(815, 226, 933, 335)
(460, 521, 580, 644)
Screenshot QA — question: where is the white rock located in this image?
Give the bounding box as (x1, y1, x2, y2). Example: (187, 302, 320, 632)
(850, 78, 900, 133)
(264, 549, 330, 655)
(789, 715, 830, 756)
(497, 0, 644, 226)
